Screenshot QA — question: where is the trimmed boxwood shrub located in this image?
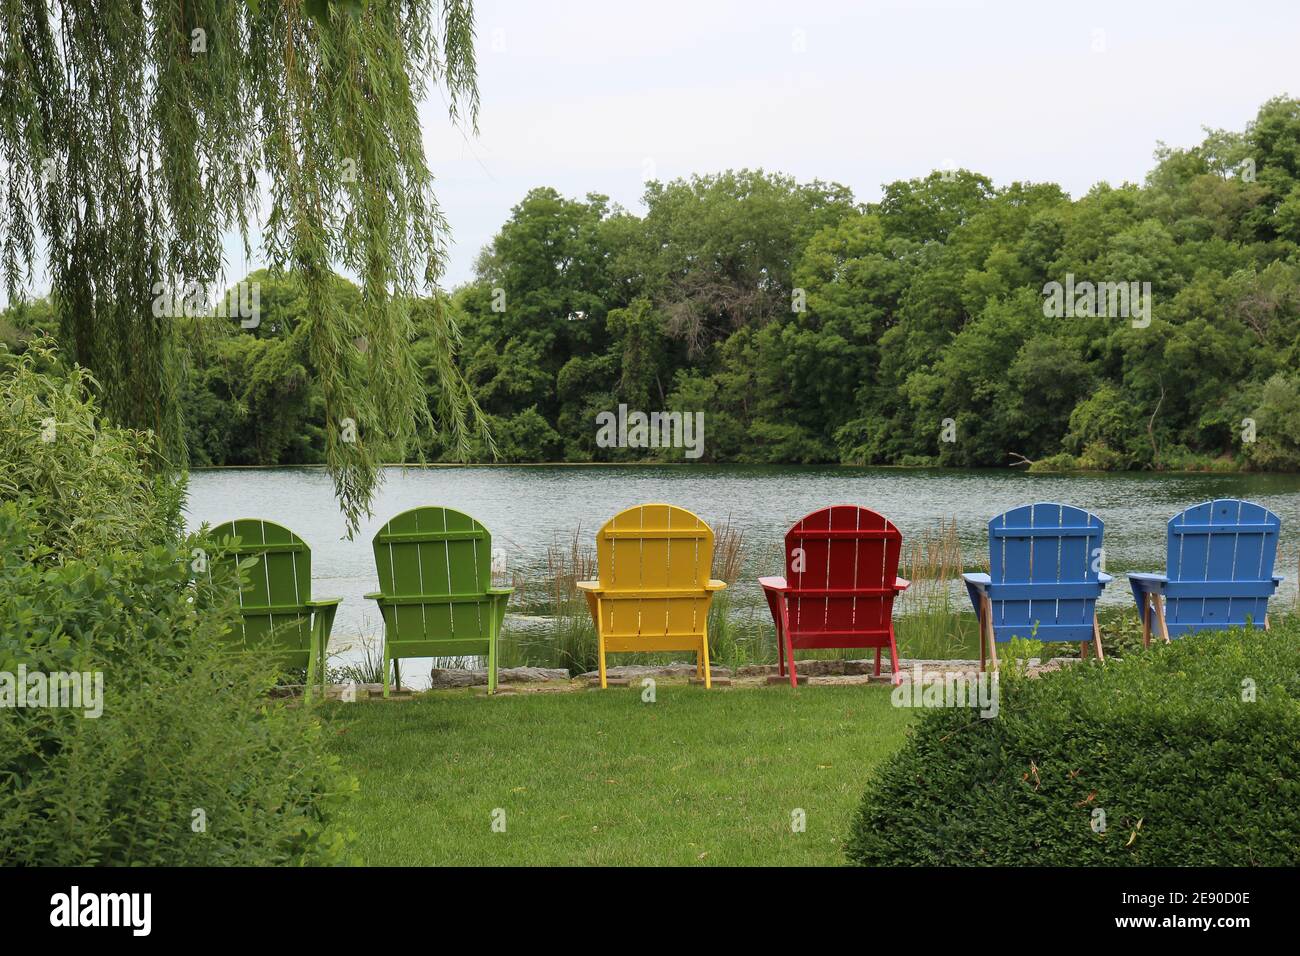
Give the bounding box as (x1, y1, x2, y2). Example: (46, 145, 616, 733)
(845, 623, 1300, 865)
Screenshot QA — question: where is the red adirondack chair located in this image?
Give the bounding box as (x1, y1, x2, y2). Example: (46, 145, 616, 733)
(760, 505, 910, 687)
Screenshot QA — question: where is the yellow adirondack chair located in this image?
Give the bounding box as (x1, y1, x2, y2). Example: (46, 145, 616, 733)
(576, 503, 727, 688)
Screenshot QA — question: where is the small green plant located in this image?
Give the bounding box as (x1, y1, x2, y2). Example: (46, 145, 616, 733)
(1002, 635, 1045, 678)
(332, 632, 388, 685)
(1097, 609, 1150, 659)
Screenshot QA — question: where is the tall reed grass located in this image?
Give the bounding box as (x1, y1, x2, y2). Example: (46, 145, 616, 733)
(895, 518, 980, 659)
(706, 516, 764, 669)
(525, 527, 600, 674)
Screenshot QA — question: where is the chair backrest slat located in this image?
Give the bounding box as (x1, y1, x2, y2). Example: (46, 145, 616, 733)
(597, 503, 713, 591)
(209, 518, 312, 658)
(1165, 498, 1281, 633)
(784, 505, 901, 637)
(371, 507, 493, 644)
(987, 502, 1103, 642)
(593, 504, 714, 641)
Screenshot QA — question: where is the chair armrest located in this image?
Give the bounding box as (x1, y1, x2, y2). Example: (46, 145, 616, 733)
(487, 586, 514, 596)
(363, 591, 384, 601)
(706, 579, 727, 591)
(306, 598, 341, 640)
(1126, 573, 1167, 595)
(894, 576, 911, 592)
(758, 576, 788, 591)
(1273, 574, 1285, 584)
(1097, 572, 1113, 586)
(575, 580, 600, 593)
(961, 573, 990, 616)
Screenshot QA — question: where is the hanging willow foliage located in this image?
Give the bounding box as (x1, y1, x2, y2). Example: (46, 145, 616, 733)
(0, 0, 485, 532)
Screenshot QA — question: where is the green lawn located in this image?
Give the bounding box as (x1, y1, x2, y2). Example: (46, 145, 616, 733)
(324, 683, 915, 866)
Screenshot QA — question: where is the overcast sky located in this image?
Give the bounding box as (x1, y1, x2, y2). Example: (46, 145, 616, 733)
(7, 0, 1299, 305)
(422, 0, 1299, 287)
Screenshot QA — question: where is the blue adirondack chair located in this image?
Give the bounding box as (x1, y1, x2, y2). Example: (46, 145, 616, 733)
(962, 503, 1111, 670)
(1128, 498, 1283, 646)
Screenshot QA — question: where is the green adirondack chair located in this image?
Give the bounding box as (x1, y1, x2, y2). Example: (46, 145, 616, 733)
(364, 507, 511, 697)
(208, 519, 342, 702)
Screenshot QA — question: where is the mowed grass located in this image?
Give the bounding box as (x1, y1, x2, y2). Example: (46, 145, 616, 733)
(323, 683, 914, 866)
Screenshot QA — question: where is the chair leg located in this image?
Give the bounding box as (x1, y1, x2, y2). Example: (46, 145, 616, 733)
(394, 658, 402, 693)
(305, 632, 317, 707)
(776, 623, 786, 677)
(382, 643, 390, 700)
(981, 595, 999, 673)
(1264, 614, 1271, 631)
(1092, 614, 1105, 662)
(1152, 594, 1171, 643)
(487, 627, 498, 696)
(887, 626, 901, 687)
(780, 602, 797, 688)
(874, 647, 881, 677)
(978, 600, 986, 673)
(597, 629, 607, 690)
(700, 630, 712, 690)
(1141, 594, 1152, 649)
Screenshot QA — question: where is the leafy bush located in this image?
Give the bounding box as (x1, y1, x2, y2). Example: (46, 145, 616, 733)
(1026, 452, 1078, 473)
(845, 623, 1300, 865)
(0, 343, 355, 865)
(1097, 609, 1152, 659)
(0, 505, 355, 864)
(0, 342, 180, 561)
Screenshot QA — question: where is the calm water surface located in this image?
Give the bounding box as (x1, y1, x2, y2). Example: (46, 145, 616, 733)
(186, 465, 1300, 675)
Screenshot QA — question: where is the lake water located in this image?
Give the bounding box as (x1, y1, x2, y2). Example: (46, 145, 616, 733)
(186, 465, 1300, 674)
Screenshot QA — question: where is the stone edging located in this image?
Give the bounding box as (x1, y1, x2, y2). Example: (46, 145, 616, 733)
(272, 656, 1084, 698)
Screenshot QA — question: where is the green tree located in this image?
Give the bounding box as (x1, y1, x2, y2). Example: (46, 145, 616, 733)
(0, 0, 482, 532)
(1246, 373, 1300, 471)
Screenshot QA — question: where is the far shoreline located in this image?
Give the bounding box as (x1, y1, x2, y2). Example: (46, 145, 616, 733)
(185, 461, 1300, 476)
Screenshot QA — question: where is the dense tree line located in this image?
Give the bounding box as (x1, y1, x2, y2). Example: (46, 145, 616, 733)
(6, 96, 1300, 471)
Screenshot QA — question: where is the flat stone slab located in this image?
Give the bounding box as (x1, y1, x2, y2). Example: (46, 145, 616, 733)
(689, 677, 732, 687)
(428, 666, 571, 689)
(587, 677, 632, 688)
(575, 663, 733, 681)
(739, 659, 880, 677)
(766, 674, 808, 686)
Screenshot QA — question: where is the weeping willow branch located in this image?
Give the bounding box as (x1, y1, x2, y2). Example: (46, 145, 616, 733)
(0, 0, 483, 533)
